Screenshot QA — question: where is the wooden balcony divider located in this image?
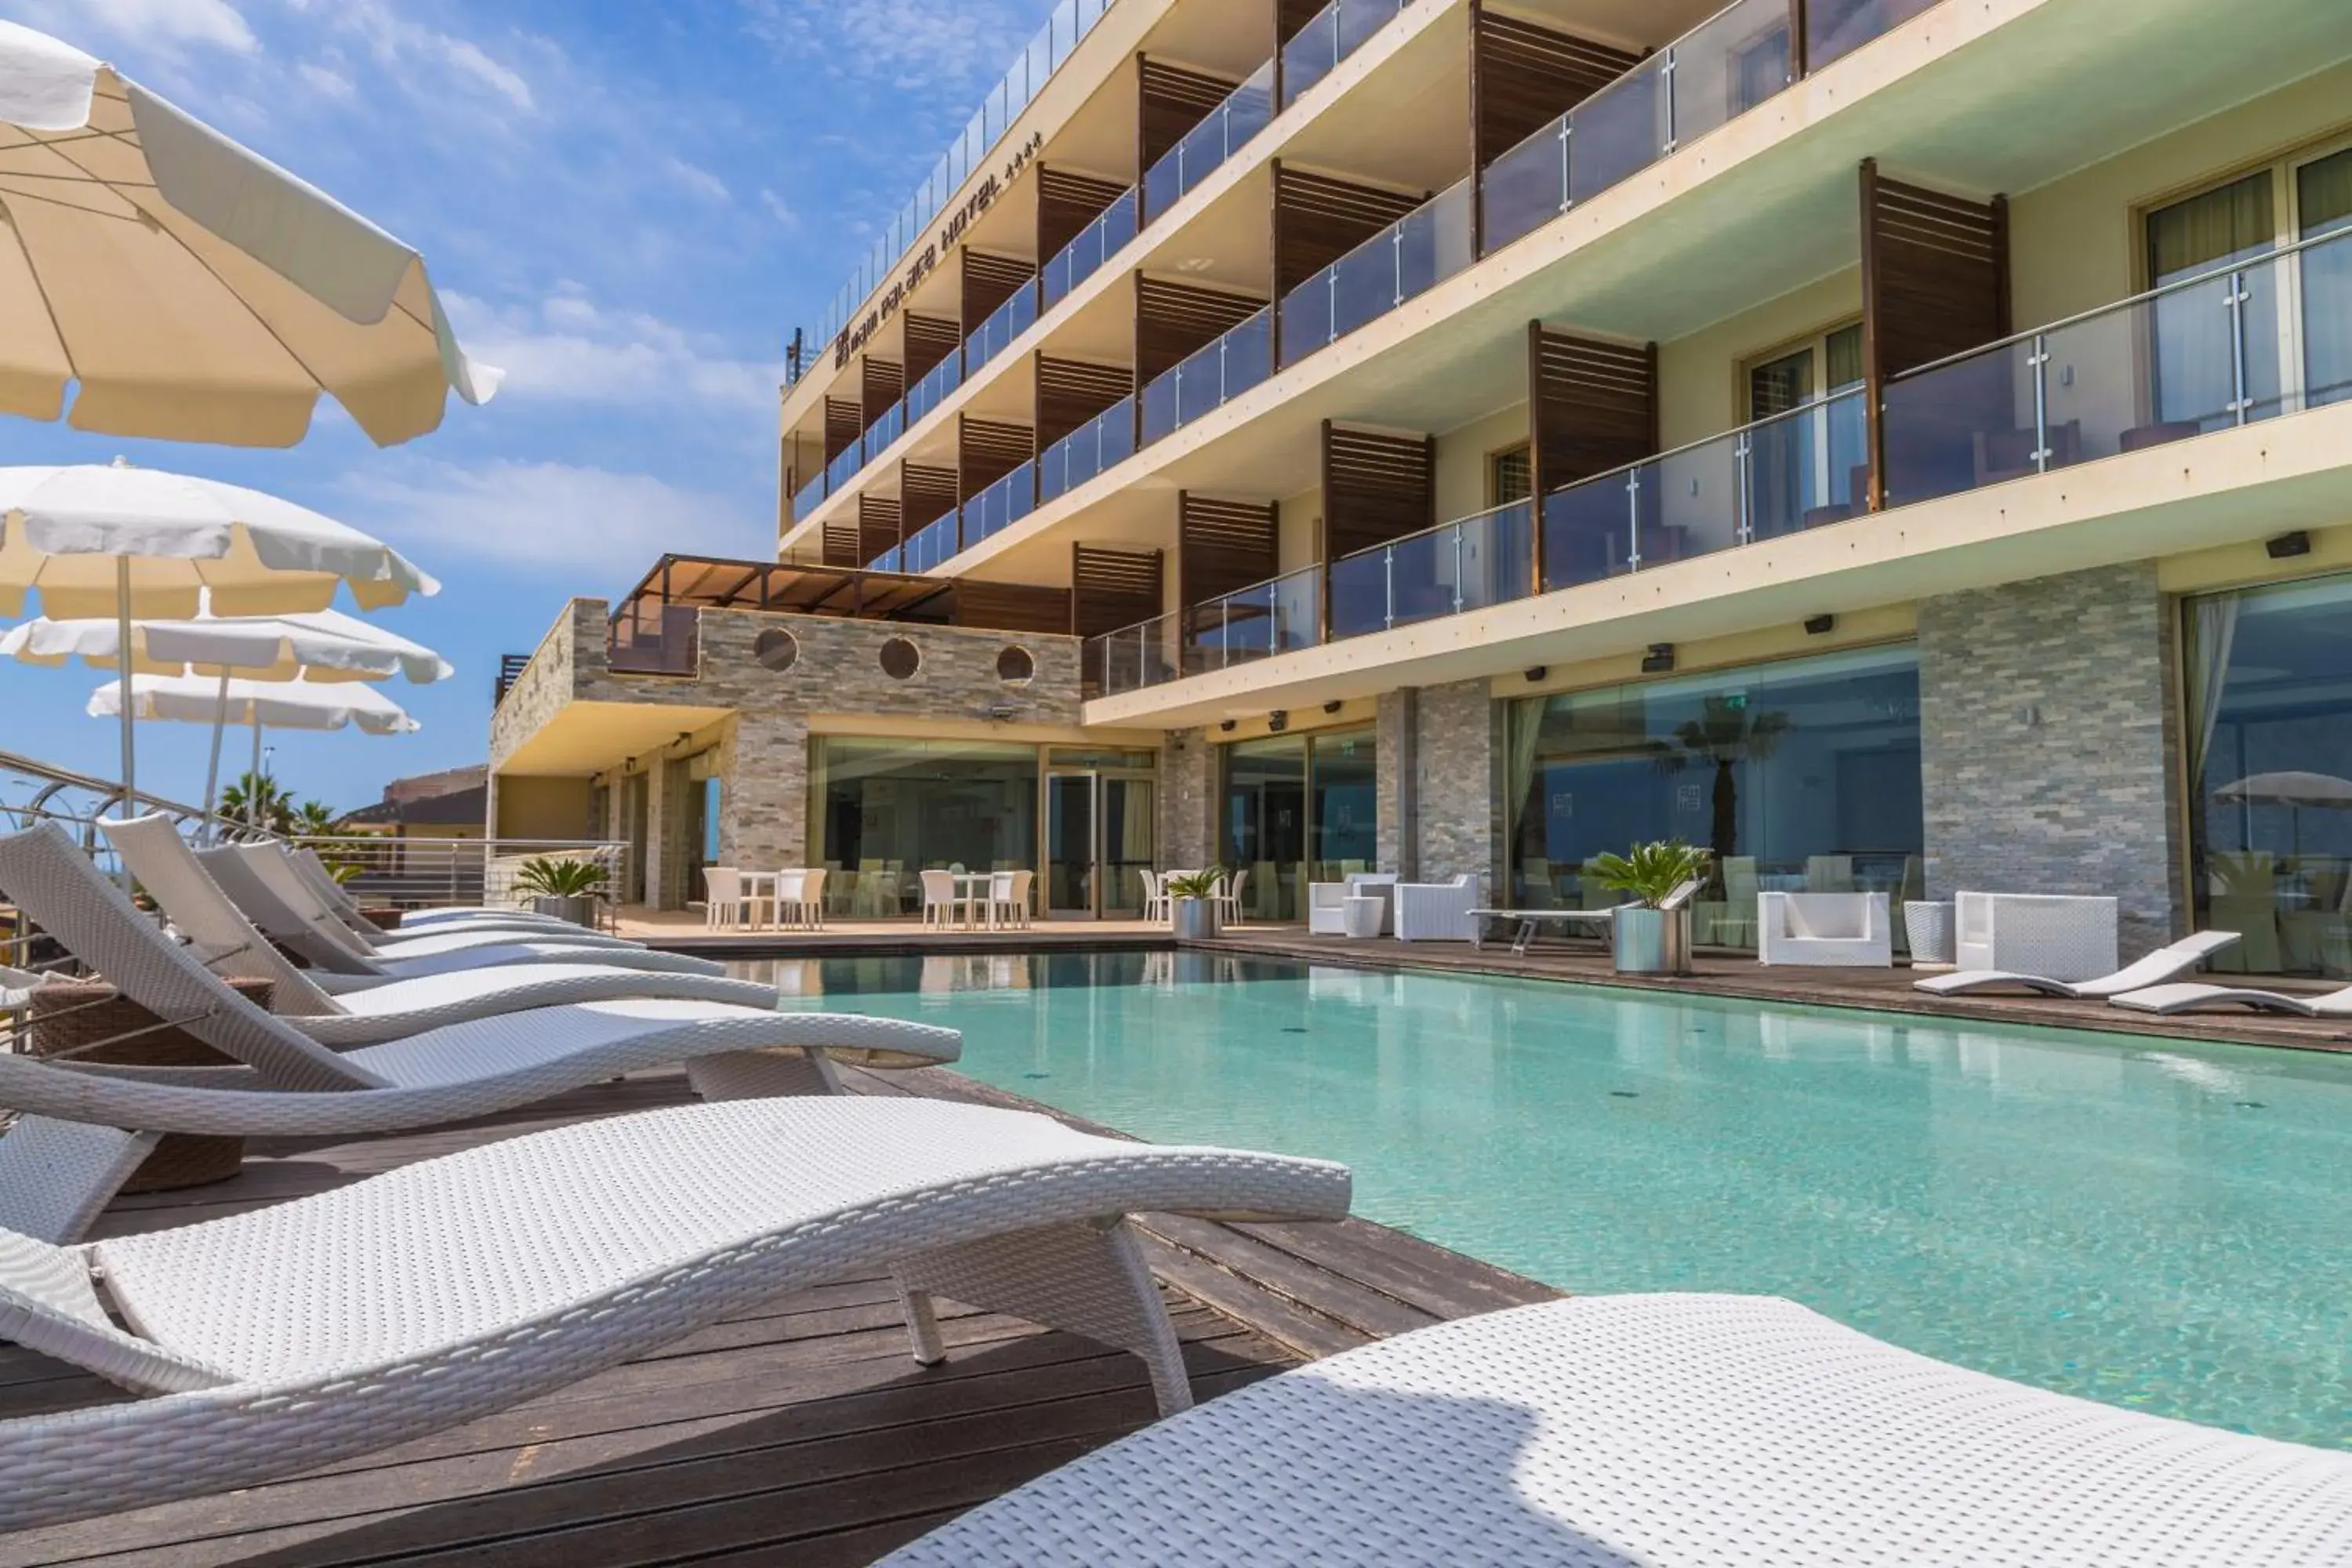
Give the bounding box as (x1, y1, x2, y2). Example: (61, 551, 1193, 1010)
(1858, 158, 2009, 508)
(1178, 492, 1279, 631)
(1527, 325, 1657, 590)
(822, 396, 863, 463)
(902, 314, 963, 381)
(902, 464, 960, 534)
(1467, 1, 1640, 246)
(1136, 274, 1270, 383)
(1138, 55, 1243, 198)
(951, 580, 1075, 634)
(860, 359, 903, 420)
(1319, 422, 1436, 561)
(821, 517, 862, 568)
(962, 251, 1036, 336)
(1272, 162, 1428, 296)
(1039, 165, 1133, 266)
(960, 416, 1036, 499)
(1072, 543, 1166, 639)
(1036, 355, 1136, 448)
(855, 495, 902, 568)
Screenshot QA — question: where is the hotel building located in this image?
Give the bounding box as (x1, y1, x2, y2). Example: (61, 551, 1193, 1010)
(489, 0, 2352, 974)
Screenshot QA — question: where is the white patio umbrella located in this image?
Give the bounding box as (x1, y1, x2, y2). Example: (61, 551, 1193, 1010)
(2215, 771, 2352, 857)
(89, 673, 418, 830)
(0, 21, 500, 447)
(1, 606, 452, 831)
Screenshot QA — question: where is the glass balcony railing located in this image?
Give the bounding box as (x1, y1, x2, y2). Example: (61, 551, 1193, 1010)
(1085, 612, 1179, 697)
(964, 461, 1037, 546)
(867, 543, 905, 573)
(1882, 224, 2352, 509)
(824, 441, 863, 493)
(1140, 307, 1274, 445)
(966, 286, 1039, 377)
(1279, 178, 1474, 365)
(899, 511, 961, 575)
(1541, 388, 1867, 593)
(904, 353, 964, 428)
(1327, 501, 1538, 640)
(1044, 188, 1138, 306)
(1807, 0, 1940, 70)
(790, 470, 827, 523)
(1144, 60, 1275, 219)
(1184, 566, 1322, 673)
(1040, 397, 1137, 503)
(1279, 0, 1403, 108)
(607, 604, 700, 677)
(1480, 0, 1795, 256)
(862, 398, 905, 456)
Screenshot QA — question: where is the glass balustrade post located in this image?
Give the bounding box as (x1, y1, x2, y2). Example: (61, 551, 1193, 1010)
(2228, 269, 2252, 425)
(1327, 270, 1338, 348)
(1661, 47, 1679, 155)
(1383, 546, 1396, 630)
(1734, 431, 1754, 544)
(2028, 332, 2052, 470)
(1391, 227, 1405, 307)
(1220, 598, 1232, 672)
(1451, 524, 1465, 613)
(1555, 122, 1571, 216)
(1625, 469, 1643, 570)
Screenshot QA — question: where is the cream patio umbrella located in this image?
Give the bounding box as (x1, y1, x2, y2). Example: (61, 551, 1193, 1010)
(2214, 771, 2352, 858)
(0, 21, 499, 447)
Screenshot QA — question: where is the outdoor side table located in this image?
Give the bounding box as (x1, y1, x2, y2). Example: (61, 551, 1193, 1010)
(1904, 900, 1957, 967)
(1342, 894, 1385, 939)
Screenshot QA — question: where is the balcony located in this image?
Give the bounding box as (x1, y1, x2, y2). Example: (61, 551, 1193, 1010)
(789, 470, 827, 524)
(1043, 188, 1138, 307)
(1140, 307, 1275, 445)
(823, 441, 864, 494)
(606, 602, 699, 677)
(904, 354, 964, 429)
(964, 462, 1039, 548)
(1143, 60, 1274, 220)
(967, 287, 1040, 378)
(1279, 0, 1404, 109)
(899, 511, 960, 575)
(1329, 499, 1540, 637)
(1040, 396, 1137, 503)
(1480, 0, 1795, 256)
(1087, 566, 1322, 697)
(1279, 179, 1474, 366)
(862, 399, 905, 456)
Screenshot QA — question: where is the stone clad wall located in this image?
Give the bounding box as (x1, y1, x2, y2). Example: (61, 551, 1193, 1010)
(1158, 728, 1217, 869)
(1414, 679, 1504, 895)
(486, 600, 591, 769)
(1917, 562, 2183, 956)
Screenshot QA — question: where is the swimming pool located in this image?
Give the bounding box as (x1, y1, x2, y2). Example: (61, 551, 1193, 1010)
(741, 949, 2352, 1446)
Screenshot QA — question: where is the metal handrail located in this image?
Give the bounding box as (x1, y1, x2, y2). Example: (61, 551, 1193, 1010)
(1537, 385, 1867, 505)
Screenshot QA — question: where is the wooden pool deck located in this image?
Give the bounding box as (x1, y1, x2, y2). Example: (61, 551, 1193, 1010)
(0, 1065, 1557, 1567)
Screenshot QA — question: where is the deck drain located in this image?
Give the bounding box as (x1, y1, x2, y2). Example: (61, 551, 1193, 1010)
(1610, 1091, 1639, 1098)
(1022, 1073, 1050, 1080)
(1281, 1026, 1309, 1033)
(2235, 1100, 2266, 1109)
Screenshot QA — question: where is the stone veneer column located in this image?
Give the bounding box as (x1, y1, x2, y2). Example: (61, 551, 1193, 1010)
(1916, 562, 2184, 956)
(724, 713, 809, 869)
(1410, 678, 1504, 895)
(1158, 728, 1217, 869)
(1375, 689, 1418, 880)
(641, 759, 668, 910)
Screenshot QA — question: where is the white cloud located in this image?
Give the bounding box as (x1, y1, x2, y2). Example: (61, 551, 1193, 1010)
(759, 187, 799, 227)
(666, 157, 731, 205)
(72, 0, 258, 54)
(308, 0, 537, 114)
(444, 291, 782, 415)
(739, 0, 1036, 93)
(339, 458, 768, 577)
(296, 60, 354, 100)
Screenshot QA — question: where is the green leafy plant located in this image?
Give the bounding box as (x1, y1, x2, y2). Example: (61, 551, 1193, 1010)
(516, 855, 608, 899)
(220, 770, 296, 833)
(1591, 840, 1711, 909)
(1163, 867, 1223, 901)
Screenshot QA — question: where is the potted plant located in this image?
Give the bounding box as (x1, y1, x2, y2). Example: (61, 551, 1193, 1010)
(1591, 840, 1711, 976)
(1164, 867, 1223, 941)
(515, 855, 608, 928)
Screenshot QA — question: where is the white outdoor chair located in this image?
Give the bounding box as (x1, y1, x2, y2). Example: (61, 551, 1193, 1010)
(1214, 867, 1250, 927)
(1307, 880, 1349, 935)
(789, 867, 828, 930)
(1002, 868, 1034, 928)
(1139, 869, 1167, 923)
(919, 869, 967, 930)
(877, 1294, 2352, 1566)
(983, 870, 1017, 930)
(702, 866, 742, 930)
(770, 871, 808, 931)
(0, 1096, 1352, 1534)
(1395, 874, 1479, 942)
(1757, 891, 1892, 966)
(1953, 892, 2119, 983)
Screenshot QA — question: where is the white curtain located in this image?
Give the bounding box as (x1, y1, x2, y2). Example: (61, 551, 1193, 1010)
(2186, 592, 2240, 790)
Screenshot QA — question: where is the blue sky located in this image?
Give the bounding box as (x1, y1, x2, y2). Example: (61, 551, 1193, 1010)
(0, 0, 1054, 812)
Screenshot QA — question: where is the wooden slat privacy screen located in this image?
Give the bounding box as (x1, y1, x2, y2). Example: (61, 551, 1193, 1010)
(960, 416, 1037, 497)
(823, 397, 863, 462)
(1319, 422, 1437, 561)
(1469, 5, 1642, 171)
(1178, 492, 1280, 617)
(902, 464, 960, 532)
(1036, 356, 1135, 448)
(1072, 543, 1166, 637)
(902, 314, 963, 381)
(952, 580, 1075, 635)
(1136, 274, 1270, 382)
(856, 495, 902, 566)
(861, 359, 903, 419)
(1527, 325, 1658, 502)
(1859, 159, 2009, 507)
(1272, 164, 1428, 296)
(962, 251, 1037, 336)
(822, 517, 862, 568)
(1039, 165, 1132, 263)
(1138, 56, 1241, 169)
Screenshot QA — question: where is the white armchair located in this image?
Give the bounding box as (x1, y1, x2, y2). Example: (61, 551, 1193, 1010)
(1757, 891, 1892, 967)
(1953, 892, 2118, 982)
(1395, 873, 1479, 942)
(1308, 873, 1395, 935)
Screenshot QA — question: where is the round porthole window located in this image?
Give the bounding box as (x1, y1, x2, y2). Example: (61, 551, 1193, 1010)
(996, 645, 1036, 684)
(878, 636, 921, 681)
(753, 628, 799, 672)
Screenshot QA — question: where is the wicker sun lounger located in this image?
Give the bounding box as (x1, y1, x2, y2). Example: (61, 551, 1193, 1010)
(1914, 930, 2238, 1000)
(285, 845, 583, 935)
(1468, 905, 1624, 954)
(0, 822, 958, 1243)
(0, 1095, 1352, 1533)
(880, 1293, 2352, 1566)
(2110, 978, 2352, 1017)
(102, 815, 777, 1045)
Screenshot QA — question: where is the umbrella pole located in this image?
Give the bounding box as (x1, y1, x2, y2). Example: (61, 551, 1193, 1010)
(249, 713, 263, 833)
(113, 560, 136, 889)
(200, 670, 231, 844)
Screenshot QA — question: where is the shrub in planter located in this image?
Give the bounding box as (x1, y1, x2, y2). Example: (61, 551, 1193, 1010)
(1164, 866, 1223, 940)
(1592, 840, 1711, 975)
(515, 855, 608, 928)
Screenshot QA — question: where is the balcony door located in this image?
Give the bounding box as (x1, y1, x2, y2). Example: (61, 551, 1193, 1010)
(1046, 771, 1156, 919)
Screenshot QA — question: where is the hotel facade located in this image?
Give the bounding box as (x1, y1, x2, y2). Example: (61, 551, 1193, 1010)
(489, 0, 2352, 975)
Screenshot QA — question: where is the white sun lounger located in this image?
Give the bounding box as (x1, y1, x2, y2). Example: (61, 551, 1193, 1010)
(1914, 929, 2238, 1000)
(286, 845, 583, 935)
(0, 1095, 1352, 1534)
(1468, 906, 1625, 954)
(2109, 977, 2352, 1016)
(0, 822, 959, 1243)
(193, 841, 729, 979)
(101, 815, 776, 1045)
(880, 1293, 2352, 1566)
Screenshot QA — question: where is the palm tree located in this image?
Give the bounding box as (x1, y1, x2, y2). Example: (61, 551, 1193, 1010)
(292, 800, 339, 837)
(220, 771, 295, 833)
(1653, 698, 1791, 877)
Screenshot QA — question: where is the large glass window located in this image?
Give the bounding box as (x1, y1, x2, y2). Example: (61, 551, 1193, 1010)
(2185, 572, 2352, 978)
(1504, 647, 1924, 951)
(1309, 728, 1377, 880)
(812, 738, 1039, 917)
(1220, 724, 1375, 921)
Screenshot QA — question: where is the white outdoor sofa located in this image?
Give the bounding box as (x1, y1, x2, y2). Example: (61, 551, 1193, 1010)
(1953, 891, 2120, 983)
(1757, 891, 1892, 967)
(1396, 874, 1480, 942)
(1307, 873, 1396, 935)
(0, 1096, 1352, 1534)
(876, 1292, 2352, 1565)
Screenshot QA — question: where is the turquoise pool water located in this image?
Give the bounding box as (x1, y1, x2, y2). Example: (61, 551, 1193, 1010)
(742, 950, 2352, 1446)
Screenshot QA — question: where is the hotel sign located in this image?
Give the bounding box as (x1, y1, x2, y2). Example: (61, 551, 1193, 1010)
(833, 132, 1044, 369)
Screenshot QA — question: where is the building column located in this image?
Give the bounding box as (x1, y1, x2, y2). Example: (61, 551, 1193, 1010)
(1158, 727, 1216, 868)
(724, 713, 809, 869)
(1409, 678, 1504, 896)
(1917, 562, 2185, 956)
(641, 760, 669, 910)
(1376, 689, 1418, 880)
